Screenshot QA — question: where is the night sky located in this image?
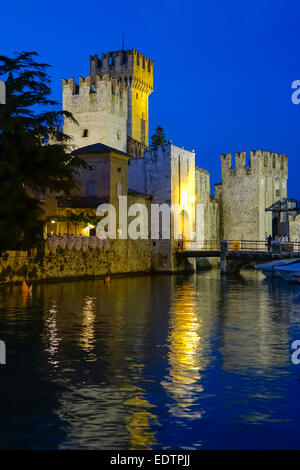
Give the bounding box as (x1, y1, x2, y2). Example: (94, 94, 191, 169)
(2, 0, 300, 198)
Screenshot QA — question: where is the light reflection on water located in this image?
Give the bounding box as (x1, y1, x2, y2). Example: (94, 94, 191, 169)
(0, 270, 300, 449)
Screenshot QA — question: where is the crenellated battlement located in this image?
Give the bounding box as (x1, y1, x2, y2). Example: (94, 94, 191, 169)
(221, 149, 288, 178)
(62, 74, 126, 94)
(220, 149, 288, 241)
(90, 49, 153, 94)
(62, 75, 127, 118)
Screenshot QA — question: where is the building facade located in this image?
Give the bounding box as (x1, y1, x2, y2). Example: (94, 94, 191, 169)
(128, 143, 197, 271)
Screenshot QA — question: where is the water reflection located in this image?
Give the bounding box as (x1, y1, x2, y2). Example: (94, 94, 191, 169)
(162, 280, 206, 419)
(0, 272, 300, 449)
(45, 302, 61, 368)
(80, 296, 96, 361)
(218, 275, 290, 372)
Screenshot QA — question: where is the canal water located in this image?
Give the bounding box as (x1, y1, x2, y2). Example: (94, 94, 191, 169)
(0, 270, 300, 450)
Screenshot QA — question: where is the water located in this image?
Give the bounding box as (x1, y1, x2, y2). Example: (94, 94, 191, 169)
(0, 270, 300, 450)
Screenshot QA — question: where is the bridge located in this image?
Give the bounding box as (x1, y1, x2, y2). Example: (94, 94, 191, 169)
(177, 240, 300, 273)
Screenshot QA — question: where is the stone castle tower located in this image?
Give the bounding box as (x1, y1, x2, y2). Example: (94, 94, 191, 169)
(62, 75, 128, 152)
(90, 49, 153, 152)
(217, 150, 288, 240)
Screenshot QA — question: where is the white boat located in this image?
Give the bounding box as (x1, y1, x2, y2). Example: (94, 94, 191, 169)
(255, 258, 300, 278)
(276, 261, 300, 283)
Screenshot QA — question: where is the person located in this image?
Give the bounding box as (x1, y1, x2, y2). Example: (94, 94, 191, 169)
(178, 235, 184, 251)
(267, 234, 273, 251)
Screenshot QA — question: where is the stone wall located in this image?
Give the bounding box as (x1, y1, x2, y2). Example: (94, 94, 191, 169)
(289, 215, 300, 242)
(195, 167, 219, 245)
(129, 143, 196, 272)
(219, 150, 288, 241)
(0, 239, 151, 285)
(62, 75, 127, 152)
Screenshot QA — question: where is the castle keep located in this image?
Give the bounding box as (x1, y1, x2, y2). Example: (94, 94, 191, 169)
(90, 49, 153, 149)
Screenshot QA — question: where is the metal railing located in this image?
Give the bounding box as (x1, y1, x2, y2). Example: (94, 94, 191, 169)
(180, 239, 300, 253)
(181, 240, 220, 251)
(227, 240, 268, 252)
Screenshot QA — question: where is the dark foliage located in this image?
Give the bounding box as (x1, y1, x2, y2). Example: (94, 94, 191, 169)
(0, 51, 86, 250)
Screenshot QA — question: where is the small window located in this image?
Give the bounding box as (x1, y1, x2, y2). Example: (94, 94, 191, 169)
(136, 92, 138, 100)
(136, 54, 139, 65)
(117, 131, 120, 140)
(142, 57, 145, 69)
(117, 167, 121, 173)
(89, 165, 95, 172)
(264, 156, 268, 168)
(276, 189, 280, 197)
(109, 54, 114, 66)
(148, 62, 150, 72)
(83, 129, 88, 137)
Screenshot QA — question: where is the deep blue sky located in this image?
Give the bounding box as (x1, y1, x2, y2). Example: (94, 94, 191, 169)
(1, 0, 300, 197)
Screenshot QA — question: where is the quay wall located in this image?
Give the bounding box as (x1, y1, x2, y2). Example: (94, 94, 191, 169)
(0, 239, 151, 285)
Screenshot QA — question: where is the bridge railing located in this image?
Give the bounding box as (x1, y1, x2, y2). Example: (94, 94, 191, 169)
(228, 240, 300, 253)
(181, 239, 300, 253)
(227, 240, 268, 252)
(182, 240, 220, 251)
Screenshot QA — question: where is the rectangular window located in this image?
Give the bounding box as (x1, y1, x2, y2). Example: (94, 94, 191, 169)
(86, 181, 97, 196)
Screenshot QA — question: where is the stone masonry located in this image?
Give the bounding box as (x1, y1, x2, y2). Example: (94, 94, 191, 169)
(218, 150, 288, 241)
(128, 143, 196, 272)
(62, 75, 127, 152)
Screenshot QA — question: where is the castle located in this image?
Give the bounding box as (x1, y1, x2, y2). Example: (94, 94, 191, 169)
(63, 49, 153, 157)
(43, 46, 298, 272)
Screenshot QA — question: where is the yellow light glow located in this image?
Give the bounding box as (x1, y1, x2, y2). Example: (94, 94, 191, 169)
(51, 220, 55, 224)
(181, 191, 188, 205)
